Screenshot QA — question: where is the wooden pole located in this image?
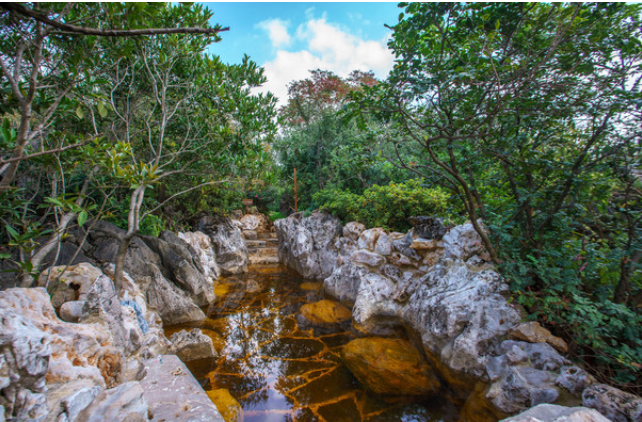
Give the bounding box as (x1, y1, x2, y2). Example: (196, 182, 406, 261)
(294, 167, 298, 213)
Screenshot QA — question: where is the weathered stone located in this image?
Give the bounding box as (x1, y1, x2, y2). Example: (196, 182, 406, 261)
(142, 232, 215, 306)
(275, 212, 342, 280)
(408, 216, 446, 240)
(324, 261, 368, 304)
(349, 249, 385, 267)
(298, 300, 351, 325)
(357, 228, 386, 251)
(410, 239, 443, 251)
(140, 355, 224, 421)
(509, 322, 568, 353)
(38, 262, 103, 303)
(374, 233, 392, 256)
(144, 270, 206, 325)
(240, 214, 268, 232)
(76, 381, 149, 422)
(502, 403, 610, 422)
(170, 329, 217, 362)
(388, 252, 418, 268)
(555, 366, 594, 395)
(486, 366, 559, 414)
(242, 230, 257, 240)
(343, 222, 365, 242)
(45, 379, 103, 422)
(59, 300, 85, 323)
(342, 337, 440, 396)
(582, 384, 642, 422)
(197, 216, 249, 276)
(206, 389, 242, 422)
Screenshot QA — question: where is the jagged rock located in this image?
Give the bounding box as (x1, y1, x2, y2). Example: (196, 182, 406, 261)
(343, 222, 365, 242)
(357, 228, 386, 251)
(502, 403, 610, 422)
(391, 231, 421, 262)
(170, 329, 217, 362)
(374, 232, 392, 256)
(275, 212, 342, 280)
(324, 261, 369, 304)
(582, 384, 642, 422)
(38, 262, 103, 303)
(45, 379, 103, 422)
(342, 337, 440, 396)
(408, 216, 446, 240)
(349, 249, 385, 267)
(206, 389, 242, 422)
(145, 274, 206, 325)
(298, 300, 352, 325)
(197, 216, 248, 276)
(142, 232, 215, 306)
(555, 366, 595, 395)
(509, 322, 568, 353)
(239, 214, 265, 231)
(179, 231, 221, 281)
(76, 381, 149, 422)
(59, 300, 85, 323)
(140, 355, 224, 421)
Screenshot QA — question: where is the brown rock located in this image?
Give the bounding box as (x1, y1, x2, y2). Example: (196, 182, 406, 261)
(509, 322, 568, 353)
(299, 300, 352, 325)
(206, 389, 243, 422)
(410, 239, 443, 251)
(342, 337, 440, 396)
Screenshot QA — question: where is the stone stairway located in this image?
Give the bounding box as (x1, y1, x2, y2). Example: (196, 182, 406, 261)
(246, 232, 279, 265)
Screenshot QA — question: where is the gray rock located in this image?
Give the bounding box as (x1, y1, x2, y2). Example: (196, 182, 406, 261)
(76, 381, 149, 422)
(324, 261, 369, 304)
(45, 379, 103, 422)
(582, 384, 642, 422)
(59, 300, 85, 323)
(357, 228, 386, 251)
(343, 222, 365, 241)
(145, 270, 206, 325)
(140, 355, 224, 421)
(555, 366, 594, 396)
(349, 249, 385, 267)
(408, 216, 446, 240)
(391, 231, 421, 261)
(142, 232, 215, 306)
(63, 385, 102, 421)
(502, 403, 610, 422)
(374, 233, 392, 256)
(196, 216, 248, 275)
(486, 366, 558, 414)
(169, 329, 217, 362)
(275, 212, 342, 280)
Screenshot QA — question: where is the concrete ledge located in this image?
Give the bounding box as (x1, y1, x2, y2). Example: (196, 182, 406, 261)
(140, 355, 224, 421)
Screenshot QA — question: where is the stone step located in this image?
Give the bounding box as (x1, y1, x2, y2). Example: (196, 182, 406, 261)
(249, 255, 280, 265)
(257, 232, 277, 240)
(245, 240, 267, 247)
(248, 247, 278, 257)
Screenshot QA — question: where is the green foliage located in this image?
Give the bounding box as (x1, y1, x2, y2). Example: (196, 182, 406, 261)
(138, 214, 166, 237)
(314, 179, 452, 231)
(268, 211, 286, 222)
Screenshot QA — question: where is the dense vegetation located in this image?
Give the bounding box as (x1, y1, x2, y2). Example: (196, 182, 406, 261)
(1, 2, 640, 392)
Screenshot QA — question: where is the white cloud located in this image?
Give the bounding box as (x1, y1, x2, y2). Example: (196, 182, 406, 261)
(257, 19, 291, 48)
(254, 18, 394, 108)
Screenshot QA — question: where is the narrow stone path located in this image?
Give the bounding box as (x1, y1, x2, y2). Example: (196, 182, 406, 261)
(241, 215, 280, 265)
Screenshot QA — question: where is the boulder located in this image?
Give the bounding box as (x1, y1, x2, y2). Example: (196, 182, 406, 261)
(59, 300, 85, 323)
(140, 355, 224, 421)
(274, 212, 342, 280)
(76, 381, 149, 422)
(324, 261, 369, 304)
(142, 232, 215, 306)
(342, 337, 440, 396)
(197, 216, 248, 276)
(45, 379, 102, 422)
(169, 329, 217, 362)
(343, 222, 365, 241)
(509, 322, 568, 353)
(206, 389, 243, 422)
(582, 384, 642, 422)
(349, 249, 385, 268)
(38, 262, 104, 303)
(502, 403, 610, 422)
(239, 214, 265, 231)
(374, 232, 392, 256)
(357, 228, 386, 251)
(298, 300, 352, 325)
(408, 216, 446, 240)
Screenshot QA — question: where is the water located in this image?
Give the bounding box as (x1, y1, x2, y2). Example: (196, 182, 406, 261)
(165, 265, 458, 421)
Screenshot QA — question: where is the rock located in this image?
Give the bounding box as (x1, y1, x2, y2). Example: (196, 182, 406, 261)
(142, 232, 215, 306)
(76, 381, 149, 422)
(342, 337, 440, 396)
(357, 228, 386, 251)
(509, 322, 568, 353)
(349, 249, 385, 267)
(486, 366, 559, 414)
(408, 216, 446, 240)
(170, 329, 217, 362)
(275, 212, 342, 280)
(391, 231, 421, 261)
(140, 355, 224, 421)
(206, 389, 243, 422)
(555, 366, 594, 395)
(410, 239, 443, 251)
(59, 300, 85, 323)
(178, 231, 221, 281)
(374, 232, 392, 256)
(45, 379, 103, 422)
(197, 216, 249, 276)
(502, 403, 610, 422)
(239, 214, 262, 231)
(38, 262, 104, 302)
(143, 267, 206, 326)
(582, 384, 642, 422)
(0, 288, 121, 397)
(242, 230, 257, 240)
(298, 300, 352, 325)
(343, 222, 365, 241)
(324, 261, 369, 304)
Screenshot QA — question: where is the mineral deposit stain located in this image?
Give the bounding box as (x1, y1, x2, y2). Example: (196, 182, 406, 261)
(166, 265, 458, 421)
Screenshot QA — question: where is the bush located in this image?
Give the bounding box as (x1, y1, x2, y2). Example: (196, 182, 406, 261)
(314, 179, 451, 231)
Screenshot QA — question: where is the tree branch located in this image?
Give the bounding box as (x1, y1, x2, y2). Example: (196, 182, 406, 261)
(1, 3, 230, 37)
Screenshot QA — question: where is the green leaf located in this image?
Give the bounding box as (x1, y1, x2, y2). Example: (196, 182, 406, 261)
(97, 102, 108, 118)
(76, 106, 85, 119)
(78, 210, 88, 227)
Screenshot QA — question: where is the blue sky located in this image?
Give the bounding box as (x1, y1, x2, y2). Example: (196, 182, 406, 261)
(201, 2, 402, 106)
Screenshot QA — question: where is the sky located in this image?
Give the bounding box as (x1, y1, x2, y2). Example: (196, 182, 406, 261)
(201, 2, 402, 107)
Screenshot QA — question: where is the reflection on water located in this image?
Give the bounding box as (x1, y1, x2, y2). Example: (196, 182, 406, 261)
(165, 265, 458, 421)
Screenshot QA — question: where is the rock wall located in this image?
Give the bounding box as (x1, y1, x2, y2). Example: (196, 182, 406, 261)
(276, 214, 642, 421)
(274, 212, 342, 280)
(196, 216, 249, 275)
